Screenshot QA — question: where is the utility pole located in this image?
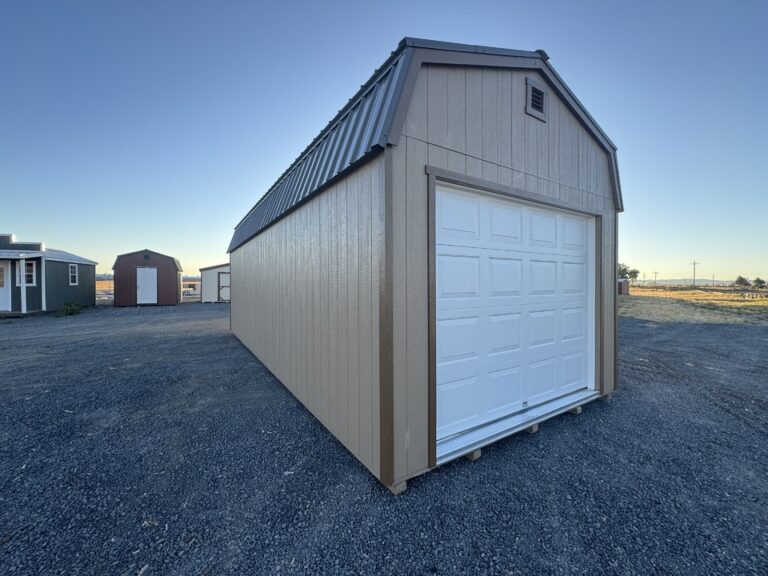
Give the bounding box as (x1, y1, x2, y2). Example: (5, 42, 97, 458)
(654, 271, 658, 286)
(690, 260, 700, 288)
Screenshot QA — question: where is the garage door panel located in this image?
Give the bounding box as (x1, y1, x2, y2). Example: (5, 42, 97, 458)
(562, 215, 587, 253)
(488, 257, 522, 297)
(489, 203, 523, 244)
(436, 316, 482, 365)
(437, 254, 480, 299)
(528, 260, 558, 295)
(438, 190, 481, 239)
(562, 261, 587, 295)
(486, 366, 524, 416)
(436, 185, 595, 448)
(528, 209, 558, 248)
(561, 307, 587, 342)
(561, 351, 587, 388)
(527, 309, 557, 348)
(525, 358, 557, 402)
(437, 375, 482, 437)
(487, 312, 522, 355)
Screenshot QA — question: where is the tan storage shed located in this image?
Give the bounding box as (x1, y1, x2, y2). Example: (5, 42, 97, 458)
(229, 38, 624, 493)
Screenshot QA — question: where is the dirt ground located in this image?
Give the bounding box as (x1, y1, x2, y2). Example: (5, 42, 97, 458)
(628, 287, 768, 317)
(1, 299, 766, 575)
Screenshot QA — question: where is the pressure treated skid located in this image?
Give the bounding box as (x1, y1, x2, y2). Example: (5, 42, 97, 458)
(229, 38, 623, 492)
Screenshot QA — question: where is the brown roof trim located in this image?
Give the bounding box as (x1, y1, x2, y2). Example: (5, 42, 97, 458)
(113, 249, 183, 272)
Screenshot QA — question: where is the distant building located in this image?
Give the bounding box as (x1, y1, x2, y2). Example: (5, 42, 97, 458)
(200, 264, 230, 303)
(113, 249, 182, 306)
(0, 233, 97, 315)
(617, 278, 630, 295)
(182, 278, 201, 300)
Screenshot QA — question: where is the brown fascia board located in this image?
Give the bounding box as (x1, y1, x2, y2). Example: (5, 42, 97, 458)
(386, 42, 624, 212)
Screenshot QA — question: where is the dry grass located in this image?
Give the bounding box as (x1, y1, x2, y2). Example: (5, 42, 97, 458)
(630, 286, 768, 315)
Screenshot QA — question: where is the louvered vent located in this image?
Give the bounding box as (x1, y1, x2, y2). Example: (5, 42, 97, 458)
(525, 77, 547, 122)
(531, 86, 545, 113)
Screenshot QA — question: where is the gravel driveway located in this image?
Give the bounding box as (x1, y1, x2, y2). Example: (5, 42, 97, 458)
(1, 300, 766, 575)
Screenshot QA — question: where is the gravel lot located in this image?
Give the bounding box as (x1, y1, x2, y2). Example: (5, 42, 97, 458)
(1, 299, 766, 575)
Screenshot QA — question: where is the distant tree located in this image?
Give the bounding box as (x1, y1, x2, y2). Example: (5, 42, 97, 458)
(617, 263, 640, 282)
(734, 276, 752, 288)
(753, 277, 766, 289)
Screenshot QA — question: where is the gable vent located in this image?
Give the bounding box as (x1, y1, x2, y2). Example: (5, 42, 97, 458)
(525, 77, 547, 122)
(531, 86, 545, 113)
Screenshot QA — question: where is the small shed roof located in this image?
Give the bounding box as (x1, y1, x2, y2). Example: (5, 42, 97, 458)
(199, 263, 230, 272)
(229, 37, 623, 253)
(113, 249, 183, 272)
(0, 248, 96, 265)
(45, 249, 98, 265)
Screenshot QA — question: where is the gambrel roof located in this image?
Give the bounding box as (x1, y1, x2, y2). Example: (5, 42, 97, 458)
(229, 37, 623, 252)
(112, 249, 183, 272)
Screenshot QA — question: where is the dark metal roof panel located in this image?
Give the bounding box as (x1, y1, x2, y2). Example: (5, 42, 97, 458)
(228, 50, 409, 252)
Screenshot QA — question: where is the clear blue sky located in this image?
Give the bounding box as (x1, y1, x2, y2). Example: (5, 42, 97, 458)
(1, 0, 766, 279)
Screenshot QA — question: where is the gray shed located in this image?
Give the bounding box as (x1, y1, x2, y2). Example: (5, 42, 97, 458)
(228, 38, 624, 493)
(0, 233, 97, 315)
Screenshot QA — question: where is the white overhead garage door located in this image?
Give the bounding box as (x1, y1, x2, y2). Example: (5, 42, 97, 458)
(435, 183, 598, 463)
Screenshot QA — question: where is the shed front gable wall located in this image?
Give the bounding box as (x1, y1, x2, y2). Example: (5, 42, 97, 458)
(389, 63, 618, 483)
(201, 265, 230, 303)
(230, 156, 385, 479)
(114, 252, 181, 307)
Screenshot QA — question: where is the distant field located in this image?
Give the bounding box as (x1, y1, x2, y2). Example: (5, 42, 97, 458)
(629, 286, 768, 315)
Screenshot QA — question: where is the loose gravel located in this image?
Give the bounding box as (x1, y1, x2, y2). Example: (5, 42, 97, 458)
(1, 299, 766, 575)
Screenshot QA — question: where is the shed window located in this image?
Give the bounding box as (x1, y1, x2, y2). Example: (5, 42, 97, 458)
(525, 77, 547, 122)
(69, 264, 79, 286)
(16, 261, 37, 287)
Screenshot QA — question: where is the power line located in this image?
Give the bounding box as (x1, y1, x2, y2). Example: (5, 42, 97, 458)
(690, 260, 700, 288)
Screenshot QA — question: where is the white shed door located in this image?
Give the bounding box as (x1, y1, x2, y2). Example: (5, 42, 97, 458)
(136, 267, 158, 304)
(435, 184, 597, 462)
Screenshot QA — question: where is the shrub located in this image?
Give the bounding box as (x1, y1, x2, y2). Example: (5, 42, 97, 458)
(734, 276, 751, 288)
(59, 302, 82, 316)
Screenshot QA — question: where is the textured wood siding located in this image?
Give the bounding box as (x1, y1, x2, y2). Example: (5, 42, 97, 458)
(45, 261, 96, 311)
(230, 156, 385, 479)
(390, 65, 618, 483)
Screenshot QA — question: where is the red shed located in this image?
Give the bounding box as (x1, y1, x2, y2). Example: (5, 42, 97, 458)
(113, 249, 182, 307)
